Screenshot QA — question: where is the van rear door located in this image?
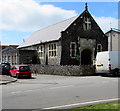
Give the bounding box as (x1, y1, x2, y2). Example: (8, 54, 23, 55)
(96, 51, 110, 73)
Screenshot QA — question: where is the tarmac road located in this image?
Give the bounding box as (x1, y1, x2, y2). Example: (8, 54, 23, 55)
(2, 75, 119, 110)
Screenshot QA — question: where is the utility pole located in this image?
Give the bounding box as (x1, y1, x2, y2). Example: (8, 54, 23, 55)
(0, 41, 2, 75)
(0, 41, 2, 63)
(110, 28, 112, 51)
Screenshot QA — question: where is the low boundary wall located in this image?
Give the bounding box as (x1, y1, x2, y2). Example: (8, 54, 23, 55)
(29, 65, 95, 76)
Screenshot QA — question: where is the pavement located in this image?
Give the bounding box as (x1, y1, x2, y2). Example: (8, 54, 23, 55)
(0, 75, 17, 85)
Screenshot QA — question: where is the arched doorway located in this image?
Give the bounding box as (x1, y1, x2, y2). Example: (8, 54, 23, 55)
(81, 49, 92, 65)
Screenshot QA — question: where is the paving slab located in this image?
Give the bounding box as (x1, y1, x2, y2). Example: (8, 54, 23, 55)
(0, 75, 17, 85)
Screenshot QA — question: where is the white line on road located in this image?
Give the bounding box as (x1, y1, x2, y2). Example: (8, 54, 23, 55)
(43, 98, 120, 109)
(11, 91, 22, 94)
(11, 89, 35, 95)
(10, 85, 74, 95)
(50, 85, 74, 89)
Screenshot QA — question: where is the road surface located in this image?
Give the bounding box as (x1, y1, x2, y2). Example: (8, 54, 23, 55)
(2, 75, 119, 110)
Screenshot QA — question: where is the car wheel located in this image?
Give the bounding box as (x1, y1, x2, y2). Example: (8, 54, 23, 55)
(28, 75, 31, 79)
(114, 69, 119, 77)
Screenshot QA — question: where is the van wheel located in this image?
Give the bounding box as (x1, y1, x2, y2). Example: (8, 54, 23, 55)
(114, 69, 119, 77)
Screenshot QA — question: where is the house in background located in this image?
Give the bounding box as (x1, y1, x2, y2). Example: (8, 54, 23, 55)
(2, 46, 38, 65)
(0, 45, 18, 64)
(18, 3, 108, 66)
(106, 28, 120, 51)
(2, 46, 18, 65)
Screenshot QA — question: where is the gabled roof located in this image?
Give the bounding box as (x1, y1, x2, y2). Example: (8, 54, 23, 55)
(2, 46, 18, 53)
(1, 45, 18, 50)
(105, 28, 120, 34)
(18, 3, 97, 49)
(18, 16, 78, 48)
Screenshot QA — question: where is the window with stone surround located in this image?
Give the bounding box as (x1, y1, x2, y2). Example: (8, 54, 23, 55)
(38, 45, 44, 58)
(97, 44, 102, 52)
(8, 56, 11, 63)
(83, 17, 91, 31)
(48, 43, 57, 57)
(70, 42, 76, 58)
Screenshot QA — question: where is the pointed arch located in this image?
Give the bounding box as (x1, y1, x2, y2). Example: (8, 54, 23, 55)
(81, 49, 92, 65)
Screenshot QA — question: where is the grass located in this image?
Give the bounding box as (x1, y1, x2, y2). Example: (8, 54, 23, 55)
(59, 101, 120, 111)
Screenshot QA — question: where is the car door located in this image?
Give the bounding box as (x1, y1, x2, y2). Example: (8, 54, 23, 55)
(10, 66, 17, 77)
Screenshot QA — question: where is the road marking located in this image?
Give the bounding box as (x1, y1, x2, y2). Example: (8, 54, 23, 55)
(10, 85, 73, 95)
(11, 89, 34, 95)
(50, 85, 73, 89)
(43, 98, 120, 109)
(11, 91, 22, 94)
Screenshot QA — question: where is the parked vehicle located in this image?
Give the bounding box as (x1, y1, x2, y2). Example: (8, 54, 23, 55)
(10, 65, 31, 78)
(1, 62, 11, 75)
(96, 51, 120, 76)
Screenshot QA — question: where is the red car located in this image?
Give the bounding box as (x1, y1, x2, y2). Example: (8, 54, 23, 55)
(10, 65, 31, 78)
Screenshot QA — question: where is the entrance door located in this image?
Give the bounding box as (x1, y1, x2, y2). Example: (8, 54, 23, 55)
(81, 49, 92, 65)
(45, 54, 48, 65)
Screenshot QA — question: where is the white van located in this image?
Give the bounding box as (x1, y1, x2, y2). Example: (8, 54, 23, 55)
(96, 51, 120, 76)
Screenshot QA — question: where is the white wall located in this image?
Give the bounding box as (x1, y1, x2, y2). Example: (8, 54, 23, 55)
(107, 31, 120, 51)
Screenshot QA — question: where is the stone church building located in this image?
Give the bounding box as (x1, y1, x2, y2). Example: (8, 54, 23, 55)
(18, 4, 108, 70)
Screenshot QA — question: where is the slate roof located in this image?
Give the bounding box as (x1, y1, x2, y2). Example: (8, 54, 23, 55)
(0, 45, 18, 50)
(2, 47, 18, 53)
(105, 28, 120, 34)
(18, 15, 78, 48)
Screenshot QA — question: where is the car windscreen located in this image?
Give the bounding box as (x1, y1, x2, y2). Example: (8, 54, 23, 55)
(19, 66, 30, 72)
(2, 63, 10, 70)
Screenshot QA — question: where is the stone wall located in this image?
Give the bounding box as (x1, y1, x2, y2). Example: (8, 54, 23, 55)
(29, 65, 95, 76)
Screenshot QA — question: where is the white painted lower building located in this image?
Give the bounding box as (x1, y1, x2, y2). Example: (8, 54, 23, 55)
(106, 29, 120, 51)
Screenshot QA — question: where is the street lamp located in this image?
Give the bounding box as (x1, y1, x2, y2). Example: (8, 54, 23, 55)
(110, 28, 112, 51)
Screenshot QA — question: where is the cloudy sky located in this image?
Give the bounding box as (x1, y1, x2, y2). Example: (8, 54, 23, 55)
(0, 0, 119, 45)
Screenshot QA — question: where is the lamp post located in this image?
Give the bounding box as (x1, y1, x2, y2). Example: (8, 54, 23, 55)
(110, 28, 112, 51)
(0, 41, 2, 75)
(0, 41, 2, 63)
